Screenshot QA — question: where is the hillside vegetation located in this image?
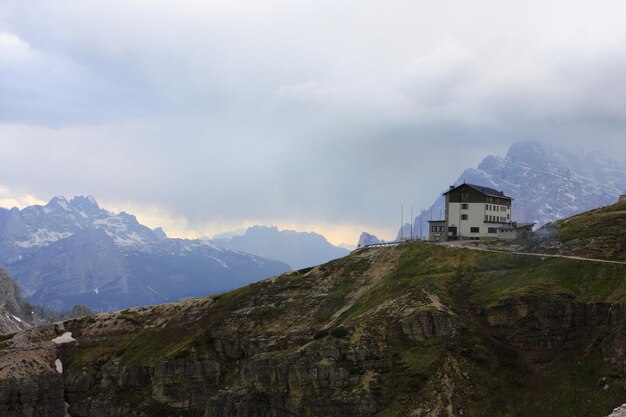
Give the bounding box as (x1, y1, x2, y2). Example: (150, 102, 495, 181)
(548, 199, 626, 260)
(0, 205, 625, 416)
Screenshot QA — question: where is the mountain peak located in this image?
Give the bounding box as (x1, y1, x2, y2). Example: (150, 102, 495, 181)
(216, 225, 349, 270)
(47, 195, 69, 209)
(153, 227, 168, 240)
(69, 195, 101, 214)
(505, 141, 546, 164)
(245, 225, 280, 236)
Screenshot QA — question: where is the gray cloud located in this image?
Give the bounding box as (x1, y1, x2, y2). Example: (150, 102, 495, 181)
(1, 0, 626, 241)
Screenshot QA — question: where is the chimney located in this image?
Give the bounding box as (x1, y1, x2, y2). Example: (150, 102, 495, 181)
(449, 185, 455, 190)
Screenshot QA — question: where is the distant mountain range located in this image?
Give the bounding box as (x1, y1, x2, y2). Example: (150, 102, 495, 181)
(213, 225, 350, 270)
(390, 141, 626, 240)
(0, 196, 290, 312)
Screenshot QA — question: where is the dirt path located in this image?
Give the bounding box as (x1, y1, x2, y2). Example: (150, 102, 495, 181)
(441, 241, 626, 265)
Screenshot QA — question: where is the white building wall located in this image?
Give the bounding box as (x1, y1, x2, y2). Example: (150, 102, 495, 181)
(448, 202, 510, 239)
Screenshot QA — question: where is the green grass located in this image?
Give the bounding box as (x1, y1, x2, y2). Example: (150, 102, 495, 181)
(556, 201, 626, 242)
(119, 309, 145, 326)
(53, 235, 625, 417)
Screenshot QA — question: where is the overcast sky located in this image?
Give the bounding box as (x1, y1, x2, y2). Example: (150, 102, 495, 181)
(1, 0, 626, 245)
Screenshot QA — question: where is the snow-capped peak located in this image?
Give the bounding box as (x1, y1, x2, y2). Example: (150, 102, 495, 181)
(48, 195, 70, 210)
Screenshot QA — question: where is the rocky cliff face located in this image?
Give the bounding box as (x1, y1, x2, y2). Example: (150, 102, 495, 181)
(0, 268, 42, 334)
(0, 231, 624, 417)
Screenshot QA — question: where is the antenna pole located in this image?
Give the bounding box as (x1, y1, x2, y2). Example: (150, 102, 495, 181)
(410, 206, 413, 240)
(420, 208, 423, 239)
(401, 206, 403, 241)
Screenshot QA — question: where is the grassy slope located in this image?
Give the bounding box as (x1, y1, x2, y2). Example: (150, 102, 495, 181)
(49, 241, 626, 417)
(544, 200, 626, 260)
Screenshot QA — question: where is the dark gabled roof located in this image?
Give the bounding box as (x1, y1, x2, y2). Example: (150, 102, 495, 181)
(427, 219, 445, 223)
(514, 222, 535, 229)
(443, 183, 512, 199)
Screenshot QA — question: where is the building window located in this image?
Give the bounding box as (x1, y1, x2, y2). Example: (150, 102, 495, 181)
(507, 214, 510, 219)
(488, 227, 497, 233)
(461, 203, 468, 210)
(461, 192, 469, 201)
(470, 227, 479, 233)
(485, 215, 488, 221)
(461, 214, 468, 220)
(485, 204, 488, 210)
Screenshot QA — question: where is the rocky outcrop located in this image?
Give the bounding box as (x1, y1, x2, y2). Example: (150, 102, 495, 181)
(608, 404, 626, 417)
(0, 372, 65, 417)
(151, 355, 221, 408)
(0, 268, 39, 334)
(480, 298, 625, 352)
(401, 309, 464, 342)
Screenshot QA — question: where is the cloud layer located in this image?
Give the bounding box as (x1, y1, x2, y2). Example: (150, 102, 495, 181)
(1, 0, 626, 242)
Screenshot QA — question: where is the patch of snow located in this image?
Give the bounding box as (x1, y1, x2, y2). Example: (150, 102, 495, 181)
(53, 196, 70, 210)
(146, 286, 169, 301)
(607, 404, 626, 417)
(15, 229, 73, 248)
(55, 359, 63, 374)
(10, 314, 22, 323)
(113, 231, 147, 248)
(94, 216, 148, 249)
(202, 240, 225, 251)
(209, 256, 229, 268)
(52, 332, 76, 345)
(94, 287, 99, 295)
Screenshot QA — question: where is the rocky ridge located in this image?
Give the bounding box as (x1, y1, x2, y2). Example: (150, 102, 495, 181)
(0, 268, 40, 334)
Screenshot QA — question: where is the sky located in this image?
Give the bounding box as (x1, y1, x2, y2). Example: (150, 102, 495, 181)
(1, 0, 626, 246)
